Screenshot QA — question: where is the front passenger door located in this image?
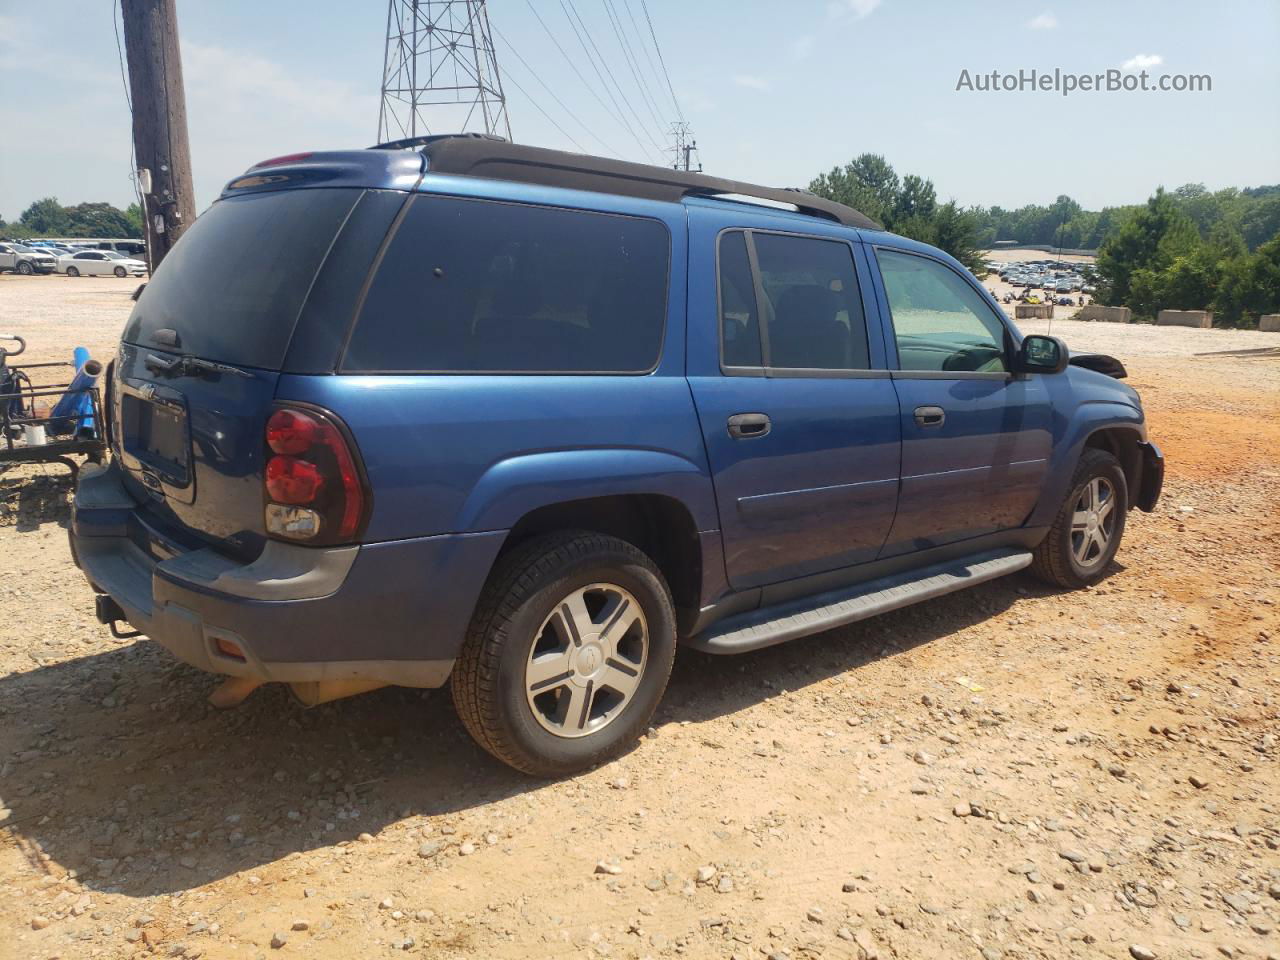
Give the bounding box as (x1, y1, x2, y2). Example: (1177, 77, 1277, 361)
(870, 247, 1053, 554)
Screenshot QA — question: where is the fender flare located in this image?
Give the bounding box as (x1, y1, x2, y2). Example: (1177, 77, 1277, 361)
(455, 448, 718, 533)
(1029, 402, 1146, 527)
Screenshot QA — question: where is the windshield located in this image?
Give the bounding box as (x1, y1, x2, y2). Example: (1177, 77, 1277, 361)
(101, 251, 125, 259)
(123, 187, 361, 369)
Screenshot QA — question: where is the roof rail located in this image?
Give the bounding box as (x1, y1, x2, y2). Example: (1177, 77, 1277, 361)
(371, 135, 881, 231)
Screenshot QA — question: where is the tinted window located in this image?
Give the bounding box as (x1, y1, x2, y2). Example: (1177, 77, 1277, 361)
(877, 249, 1008, 373)
(718, 231, 761, 368)
(123, 188, 359, 368)
(345, 196, 669, 373)
(754, 233, 869, 370)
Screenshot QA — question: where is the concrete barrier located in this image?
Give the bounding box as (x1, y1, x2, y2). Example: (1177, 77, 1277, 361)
(1078, 305, 1132, 324)
(1157, 309, 1213, 329)
(1260, 314, 1280, 332)
(1015, 304, 1054, 319)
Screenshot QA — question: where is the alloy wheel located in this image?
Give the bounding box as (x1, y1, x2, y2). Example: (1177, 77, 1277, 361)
(1070, 476, 1116, 568)
(524, 582, 648, 739)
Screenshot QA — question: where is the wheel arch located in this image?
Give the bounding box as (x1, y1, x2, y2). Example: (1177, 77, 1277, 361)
(1029, 404, 1147, 527)
(1082, 425, 1143, 500)
(497, 493, 704, 635)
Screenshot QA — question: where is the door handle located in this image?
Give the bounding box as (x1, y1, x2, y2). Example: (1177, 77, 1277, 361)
(727, 413, 771, 439)
(914, 405, 945, 428)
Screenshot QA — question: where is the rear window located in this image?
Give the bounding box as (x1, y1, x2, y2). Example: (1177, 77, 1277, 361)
(123, 188, 360, 368)
(342, 195, 669, 373)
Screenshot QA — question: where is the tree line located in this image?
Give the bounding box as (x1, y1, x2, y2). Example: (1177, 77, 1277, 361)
(0, 197, 144, 239)
(809, 154, 1279, 328)
(971, 184, 1280, 253)
(1095, 189, 1279, 327)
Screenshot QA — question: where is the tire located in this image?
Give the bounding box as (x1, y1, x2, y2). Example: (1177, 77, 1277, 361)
(1030, 448, 1128, 589)
(452, 531, 677, 777)
(17, 261, 33, 275)
(66, 266, 80, 277)
(114, 266, 127, 278)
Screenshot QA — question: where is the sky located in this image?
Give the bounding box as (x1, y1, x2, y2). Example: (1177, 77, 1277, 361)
(1, 0, 1277, 222)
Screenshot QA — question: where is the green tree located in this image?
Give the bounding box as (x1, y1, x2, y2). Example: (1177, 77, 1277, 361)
(1095, 188, 1199, 307)
(1215, 235, 1280, 327)
(65, 202, 136, 238)
(1240, 194, 1280, 250)
(809, 155, 983, 272)
(20, 197, 71, 234)
(124, 203, 144, 238)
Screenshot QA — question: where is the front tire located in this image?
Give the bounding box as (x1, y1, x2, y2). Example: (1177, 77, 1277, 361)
(452, 531, 676, 777)
(17, 261, 33, 275)
(1030, 448, 1127, 589)
(66, 266, 80, 277)
(114, 266, 127, 278)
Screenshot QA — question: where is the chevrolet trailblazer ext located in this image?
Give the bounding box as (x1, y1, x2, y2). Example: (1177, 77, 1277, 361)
(71, 136, 1163, 776)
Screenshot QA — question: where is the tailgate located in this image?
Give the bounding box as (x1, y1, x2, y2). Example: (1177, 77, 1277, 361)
(113, 341, 280, 556)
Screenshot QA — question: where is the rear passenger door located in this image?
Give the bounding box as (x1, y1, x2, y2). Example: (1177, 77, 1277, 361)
(686, 208, 901, 590)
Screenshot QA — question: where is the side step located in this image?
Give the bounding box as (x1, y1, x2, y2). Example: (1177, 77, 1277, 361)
(686, 549, 1032, 655)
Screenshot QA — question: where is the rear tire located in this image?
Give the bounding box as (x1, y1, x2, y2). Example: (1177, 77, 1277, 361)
(114, 266, 127, 278)
(1030, 448, 1127, 589)
(66, 266, 80, 277)
(452, 531, 676, 777)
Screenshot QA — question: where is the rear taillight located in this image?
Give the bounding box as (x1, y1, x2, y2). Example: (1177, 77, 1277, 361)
(263, 406, 368, 544)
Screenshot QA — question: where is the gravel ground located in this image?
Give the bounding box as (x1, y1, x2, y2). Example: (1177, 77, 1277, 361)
(1, 273, 1278, 960)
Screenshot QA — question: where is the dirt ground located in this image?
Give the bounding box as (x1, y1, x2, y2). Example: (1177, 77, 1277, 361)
(1, 273, 1279, 960)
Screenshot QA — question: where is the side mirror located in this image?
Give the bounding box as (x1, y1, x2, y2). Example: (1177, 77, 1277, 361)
(1017, 334, 1069, 374)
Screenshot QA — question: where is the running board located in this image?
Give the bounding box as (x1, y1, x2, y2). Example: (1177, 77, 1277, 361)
(686, 549, 1033, 655)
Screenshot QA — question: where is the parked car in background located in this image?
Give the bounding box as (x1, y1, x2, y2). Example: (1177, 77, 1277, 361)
(59, 249, 148, 277)
(71, 138, 1163, 776)
(93, 239, 147, 256)
(0, 242, 58, 274)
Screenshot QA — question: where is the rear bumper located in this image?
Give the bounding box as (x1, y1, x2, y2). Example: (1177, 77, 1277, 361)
(70, 462, 507, 688)
(1136, 441, 1164, 512)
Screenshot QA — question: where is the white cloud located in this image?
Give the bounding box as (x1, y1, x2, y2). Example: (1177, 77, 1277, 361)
(1120, 53, 1163, 72)
(789, 35, 816, 60)
(1027, 12, 1058, 30)
(827, 0, 882, 20)
(732, 74, 772, 92)
(177, 42, 378, 206)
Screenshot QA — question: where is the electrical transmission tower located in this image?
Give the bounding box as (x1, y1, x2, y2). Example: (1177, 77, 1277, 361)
(378, 0, 512, 143)
(667, 121, 701, 172)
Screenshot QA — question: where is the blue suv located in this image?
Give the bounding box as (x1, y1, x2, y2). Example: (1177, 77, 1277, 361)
(70, 135, 1163, 775)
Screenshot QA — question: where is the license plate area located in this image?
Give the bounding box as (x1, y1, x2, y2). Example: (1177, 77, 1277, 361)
(120, 386, 191, 488)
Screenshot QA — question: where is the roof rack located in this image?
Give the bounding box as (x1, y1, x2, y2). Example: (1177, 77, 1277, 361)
(371, 135, 881, 231)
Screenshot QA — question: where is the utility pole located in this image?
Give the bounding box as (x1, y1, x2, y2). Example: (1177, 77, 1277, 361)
(121, 0, 196, 271)
(667, 121, 701, 172)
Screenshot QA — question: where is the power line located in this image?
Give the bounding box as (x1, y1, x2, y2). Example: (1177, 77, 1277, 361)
(600, 0, 668, 141)
(500, 67, 589, 153)
(523, 0, 641, 158)
(640, 0, 684, 121)
(561, 0, 666, 161)
(621, 0, 669, 112)
(492, 24, 621, 157)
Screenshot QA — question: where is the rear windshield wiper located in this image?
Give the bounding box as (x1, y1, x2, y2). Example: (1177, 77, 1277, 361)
(145, 353, 254, 379)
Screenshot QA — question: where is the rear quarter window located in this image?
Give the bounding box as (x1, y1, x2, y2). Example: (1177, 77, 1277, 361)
(342, 195, 670, 374)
